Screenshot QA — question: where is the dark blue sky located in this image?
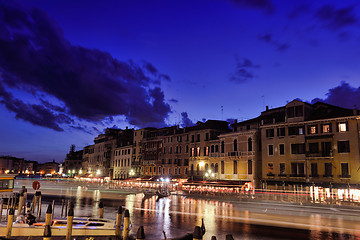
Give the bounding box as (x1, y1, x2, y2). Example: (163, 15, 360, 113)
(0, 0, 359, 162)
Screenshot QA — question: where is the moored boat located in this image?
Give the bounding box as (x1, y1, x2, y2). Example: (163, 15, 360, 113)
(0, 217, 119, 236)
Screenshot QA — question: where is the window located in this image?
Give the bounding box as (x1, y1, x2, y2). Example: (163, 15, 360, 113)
(215, 145, 219, 152)
(322, 124, 331, 133)
(324, 163, 332, 177)
(211, 145, 215, 153)
(205, 147, 209, 156)
(191, 135, 194, 142)
(308, 125, 317, 134)
(341, 163, 350, 178)
(184, 159, 189, 166)
(197, 147, 200, 156)
(221, 141, 225, 153)
(191, 148, 194, 157)
(215, 163, 219, 173)
(338, 141, 350, 153)
(279, 144, 284, 155)
(233, 161, 237, 174)
(186, 145, 189, 153)
(287, 106, 303, 118)
(205, 133, 209, 141)
(266, 129, 274, 138)
(196, 134, 200, 142)
(268, 145, 274, 155)
(338, 122, 348, 132)
(248, 138, 252, 151)
(248, 160, 252, 175)
(168, 159, 172, 164)
(267, 163, 274, 176)
(279, 163, 286, 175)
(308, 142, 319, 154)
(168, 168, 171, 174)
(277, 127, 285, 137)
(221, 161, 224, 174)
(321, 141, 332, 157)
(291, 143, 305, 154)
(233, 139, 238, 151)
(288, 126, 304, 135)
(310, 163, 318, 177)
(291, 162, 305, 176)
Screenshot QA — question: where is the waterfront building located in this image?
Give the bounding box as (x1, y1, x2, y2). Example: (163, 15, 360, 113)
(0, 156, 25, 174)
(83, 128, 133, 178)
(161, 126, 189, 179)
(113, 144, 134, 180)
(187, 120, 230, 180)
(37, 160, 59, 175)
(261, 100, 360, 188)
(63, 145, 83, 176)
(132, 128, 151, 178)
(218, 118, 261, 188)
(141, 127, 173, 178)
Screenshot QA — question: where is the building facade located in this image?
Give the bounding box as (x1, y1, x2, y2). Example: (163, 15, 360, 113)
(261, 100, 360, 188)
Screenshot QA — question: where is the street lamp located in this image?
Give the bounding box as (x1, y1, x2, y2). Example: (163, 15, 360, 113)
(129, 169, 135, 178)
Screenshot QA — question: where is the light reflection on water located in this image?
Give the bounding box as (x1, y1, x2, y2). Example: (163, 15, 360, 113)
(14, 179, 360, 240)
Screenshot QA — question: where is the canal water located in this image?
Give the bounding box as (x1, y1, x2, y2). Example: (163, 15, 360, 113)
(14, 179, 360, 240)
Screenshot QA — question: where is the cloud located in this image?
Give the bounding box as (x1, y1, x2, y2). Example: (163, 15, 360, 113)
(180, 112, 194, 127)
(169, 98, 178, 103)
(258, 33, 291, 52)
(230, 0, 274, 13)
(315, 5, 358, 30)
(0, 82, 71, 131)
(229, 56, 260, 83)
(288, 3, 310, 19)
(0, 2, 172, 130)
(311, 81, 360, 109)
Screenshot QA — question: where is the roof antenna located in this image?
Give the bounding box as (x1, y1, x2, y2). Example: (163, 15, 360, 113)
(221, 106, 223, 120)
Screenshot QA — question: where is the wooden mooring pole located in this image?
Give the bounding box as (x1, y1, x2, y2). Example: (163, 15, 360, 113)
(99, 201, 104, 218)
(115, 206, 123, 238)
(6, 208, 14, 239)
(66, 206, 74, 240)
(17, 191, 24, 217)
(45, 204, 53, 226)
(43, 224, 52, 240)
(193, 226, 202, 240)
(136, 226, 145, 240)
(123, 209, 130, 240)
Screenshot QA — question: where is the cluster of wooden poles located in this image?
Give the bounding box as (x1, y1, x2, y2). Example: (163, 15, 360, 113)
(2, 186, 237, 240)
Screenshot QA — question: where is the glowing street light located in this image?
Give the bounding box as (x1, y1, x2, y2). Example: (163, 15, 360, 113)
(129, 169, 135, 178)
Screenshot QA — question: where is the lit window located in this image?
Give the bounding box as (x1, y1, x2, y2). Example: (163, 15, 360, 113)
(323, 124, 331, 133)
(267, 163, 274, 175)
(310, 126, 316, 134)
(338, 122, 347, 132)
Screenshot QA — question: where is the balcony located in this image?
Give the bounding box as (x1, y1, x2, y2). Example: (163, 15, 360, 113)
(339, 174, 351, 179)
(306, 152, 333, 159)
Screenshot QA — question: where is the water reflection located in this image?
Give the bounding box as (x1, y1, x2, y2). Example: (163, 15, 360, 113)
(14, 179, 360, 240)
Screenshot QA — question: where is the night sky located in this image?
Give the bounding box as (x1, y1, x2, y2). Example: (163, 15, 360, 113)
(0, 0, 359, 163)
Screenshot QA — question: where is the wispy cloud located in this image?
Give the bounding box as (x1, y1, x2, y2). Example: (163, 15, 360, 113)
(229, 56, 260, 83)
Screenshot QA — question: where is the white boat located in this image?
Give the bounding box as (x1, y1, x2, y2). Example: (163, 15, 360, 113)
(0, 217, 119, 236)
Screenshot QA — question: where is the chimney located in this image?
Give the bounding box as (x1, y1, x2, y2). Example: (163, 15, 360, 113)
(234, 119, 238, 124)
(354, 108, 358, 116)
(266, 106, 269, 111)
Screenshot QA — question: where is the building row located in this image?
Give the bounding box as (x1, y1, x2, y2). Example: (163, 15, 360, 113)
(0, 156, 60, 175)
(64, 100, 360, 189)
